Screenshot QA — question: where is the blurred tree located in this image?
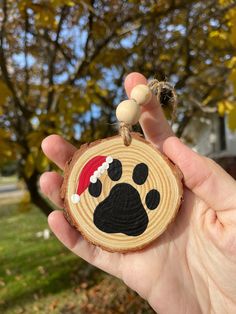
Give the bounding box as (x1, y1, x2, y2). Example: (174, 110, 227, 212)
(214, 0, 236, 131)
(0, 0, 236, 215)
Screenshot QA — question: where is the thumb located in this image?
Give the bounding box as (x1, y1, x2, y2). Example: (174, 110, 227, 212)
(163, 137, 236, 212)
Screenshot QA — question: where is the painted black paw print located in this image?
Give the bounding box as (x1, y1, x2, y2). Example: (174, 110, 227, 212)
(89, 160, 160, 236)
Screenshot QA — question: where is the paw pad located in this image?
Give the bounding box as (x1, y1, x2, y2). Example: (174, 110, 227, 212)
(89, 160, 160, 236)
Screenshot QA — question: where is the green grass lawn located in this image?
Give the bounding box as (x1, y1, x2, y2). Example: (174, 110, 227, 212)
(0, 203, 154, 313)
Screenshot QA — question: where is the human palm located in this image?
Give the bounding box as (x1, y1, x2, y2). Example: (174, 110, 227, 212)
(40, 73, 236, 313)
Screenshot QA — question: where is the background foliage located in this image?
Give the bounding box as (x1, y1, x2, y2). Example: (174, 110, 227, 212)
(0, 0, 236, 215)
(1, 1, 236, 313)
(0, 0, 236, 199)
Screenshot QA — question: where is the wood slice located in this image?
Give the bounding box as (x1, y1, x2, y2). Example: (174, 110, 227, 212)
(61, 133, 183, 252)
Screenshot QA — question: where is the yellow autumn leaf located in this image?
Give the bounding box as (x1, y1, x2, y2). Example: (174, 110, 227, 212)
(218, 0, 233, 5)
(0, 142, 13, 158)
(0, 80, 11, 105)
(32, 4, 57, 30)
(203, 94, 213, 106)
(208, 30, 229, 49)
(0, 128, 11, 139)
(50, 0, 75, 7)
(217, 100, 235, 116)
(159, 54, 171, 62)
(228, 105, 236, 131)
(145, 62, 152, 70)
(209, 30, 228, 40)
(24, 153, 35, 178)
(230, 23, 236, 47)
(71, 97, 88, 113)
(218, 101, 226, 116)
(227, 56, 236, 68)
(227, 7, 236, 24)
(36, 152, 49, 173)
(27, 131, 45, 148)
(229, 68, 236, 94)
(65, 0, 75, 6)
(225, 100, 234, 111)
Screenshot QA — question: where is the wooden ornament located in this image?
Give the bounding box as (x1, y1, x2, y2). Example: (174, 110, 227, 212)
(61, 133, 183, 253)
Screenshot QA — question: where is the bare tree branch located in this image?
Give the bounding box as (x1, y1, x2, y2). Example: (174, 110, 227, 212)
(0, 0, 30, 117)
(83, 0, 94, 61)
(174, 4, 193, 89)
(28, 28, 75, 65)
(24, 8, 30, 97)
(46, 5, 69, 111)
(69, 0, 191, 85)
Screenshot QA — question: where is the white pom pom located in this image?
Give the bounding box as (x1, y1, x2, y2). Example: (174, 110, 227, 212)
(94, 170, 101, 178)
(102, 162, 109, 170)
(71, 194, 80, 204)
(90, 175, 97, 183)
(98, 166, 105, 174)
(106, 156, 113, 164)
(130, 84, 152, 106)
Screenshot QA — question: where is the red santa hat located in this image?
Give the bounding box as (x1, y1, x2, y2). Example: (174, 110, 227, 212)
(71, 155, 113, 204)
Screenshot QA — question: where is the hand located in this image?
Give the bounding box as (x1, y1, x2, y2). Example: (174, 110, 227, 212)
(40, 72, 236, 314)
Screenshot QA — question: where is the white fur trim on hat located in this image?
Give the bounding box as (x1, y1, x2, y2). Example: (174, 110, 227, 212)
(98, 166, 105, 174)
(94, 170, 101, 178)
(102, 162, 109, 170)
(90, 175, 97, 183)
(71, 194, 80, 204)
(106, 156, 113, 164)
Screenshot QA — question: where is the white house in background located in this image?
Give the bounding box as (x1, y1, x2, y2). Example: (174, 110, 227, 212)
(181, 114, 236, 179)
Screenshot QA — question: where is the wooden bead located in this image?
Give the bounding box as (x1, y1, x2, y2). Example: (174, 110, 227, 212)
(130, 84, 152, 106)
(116, 99, 141, 125)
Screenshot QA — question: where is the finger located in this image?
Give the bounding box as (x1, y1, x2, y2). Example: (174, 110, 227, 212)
(42, 135, 76, 170)
(48, 211, 122, 278)
(40, 172, 64, 208)
(124, 72, 174, 149)
(163, 137, 236, 211)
